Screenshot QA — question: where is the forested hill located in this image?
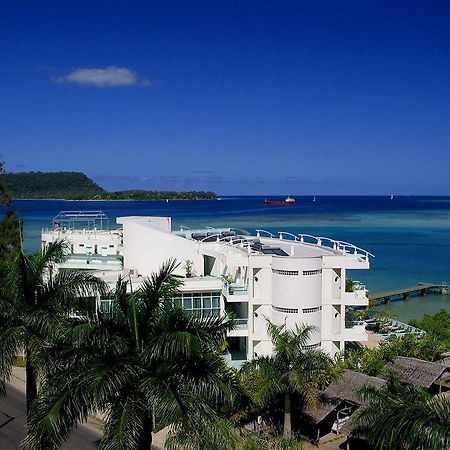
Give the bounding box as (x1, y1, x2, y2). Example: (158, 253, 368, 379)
(0, 172, 106, 199)
(0, 171, 218, 200)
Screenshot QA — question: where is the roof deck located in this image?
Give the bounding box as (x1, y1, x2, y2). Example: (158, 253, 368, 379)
(173, 225, 373, 261)
(52, 211, 110, 231)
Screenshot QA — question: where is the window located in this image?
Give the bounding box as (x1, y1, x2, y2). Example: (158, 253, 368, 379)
(272, 269, 299, 276)
(100, 298, 114, 314)
(172, 292, 221, 318)
(303, 269, 322, 276)
(272, 305, 298, 314)
(302, 306, 322, 313)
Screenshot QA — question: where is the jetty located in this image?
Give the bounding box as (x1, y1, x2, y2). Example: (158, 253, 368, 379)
(369, 283, 448, 304)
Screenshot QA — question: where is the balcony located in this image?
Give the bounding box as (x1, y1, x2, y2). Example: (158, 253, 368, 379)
(58, 254, 123, 270)
(222, 282, 248, 301)
(223, 341, 247, 368)
(228, 318, 249, 337)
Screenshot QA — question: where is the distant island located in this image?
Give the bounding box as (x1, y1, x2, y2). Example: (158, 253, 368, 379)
(0, 171, 218, 200)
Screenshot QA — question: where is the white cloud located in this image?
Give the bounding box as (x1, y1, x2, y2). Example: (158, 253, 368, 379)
(55, 66, 151, 87)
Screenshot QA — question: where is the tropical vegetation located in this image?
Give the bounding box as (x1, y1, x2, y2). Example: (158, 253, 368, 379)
(0, 170, 218, 200)
(0, 161, 21, 260)
(0, 240, 105, 411)
(409, 309, 450, 348)
(24, 259, 239, 450)
(344, 332, 447, 377)
(353, 374, 450, 450)
(238, 322, 336, 436)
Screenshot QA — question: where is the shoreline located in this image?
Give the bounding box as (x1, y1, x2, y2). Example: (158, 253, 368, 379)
(11, 197, 219, 202)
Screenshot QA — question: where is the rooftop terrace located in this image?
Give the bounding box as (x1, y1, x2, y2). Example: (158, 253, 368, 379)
(173, 225, 374, 260)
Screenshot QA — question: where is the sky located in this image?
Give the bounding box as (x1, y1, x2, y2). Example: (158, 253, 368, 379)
(2, 0, 450, 195)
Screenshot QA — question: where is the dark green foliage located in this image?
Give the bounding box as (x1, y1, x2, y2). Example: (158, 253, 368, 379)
(0, 170, 218, 200)
(344, 333, 447, 376)
(0, 171, 106, 199)
(238, 323, 337, 435)
(353, 376, 450, 450)
(104, 189, 218, 200)
(0, 210, 22, 260)
(0, 162, 21, 259)
(25, 260, 239, 450)
(409, 309, 450, 347)
(0, 241, 106, 408)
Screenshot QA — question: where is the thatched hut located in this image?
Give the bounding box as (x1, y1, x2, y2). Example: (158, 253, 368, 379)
(301, 370, 386, 441)
(384, 356, 450, 393)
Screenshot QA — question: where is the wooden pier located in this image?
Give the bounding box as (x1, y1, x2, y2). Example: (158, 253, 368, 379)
(368, 283, 448, 305)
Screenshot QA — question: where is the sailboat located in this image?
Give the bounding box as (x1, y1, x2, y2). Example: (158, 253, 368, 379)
(313, 196, 316, 202)
(390, 194, 394, 200)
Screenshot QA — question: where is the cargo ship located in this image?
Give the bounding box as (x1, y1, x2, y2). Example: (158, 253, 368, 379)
(264, 196, 296, 205)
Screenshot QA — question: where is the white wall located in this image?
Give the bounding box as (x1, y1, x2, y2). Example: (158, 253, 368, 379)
(118, 217, 202, 277)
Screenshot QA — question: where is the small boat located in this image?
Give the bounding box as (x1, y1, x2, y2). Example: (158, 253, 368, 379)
(264, 196, 296, 205)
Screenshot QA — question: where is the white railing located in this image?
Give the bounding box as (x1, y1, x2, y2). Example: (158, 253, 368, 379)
(234, 318, 248, 329)
(278, 231, 299, 241)
(42, 227, 122, 236)
(196, 227, 373, 261)
(223, 282, 248, 296)
(298, 234, 374, 261)
(255, 229, 275, 238)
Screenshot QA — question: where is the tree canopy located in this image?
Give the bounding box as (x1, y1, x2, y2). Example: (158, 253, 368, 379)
(0, 171, 218, 200)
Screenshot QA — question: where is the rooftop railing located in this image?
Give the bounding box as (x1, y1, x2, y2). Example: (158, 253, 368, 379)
(190, 227, 374, 261)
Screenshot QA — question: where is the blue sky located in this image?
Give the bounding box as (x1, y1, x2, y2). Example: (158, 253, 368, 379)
(2, 0, 450, 195)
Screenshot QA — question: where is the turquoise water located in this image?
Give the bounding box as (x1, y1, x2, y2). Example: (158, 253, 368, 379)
(9, 196, 450, 322)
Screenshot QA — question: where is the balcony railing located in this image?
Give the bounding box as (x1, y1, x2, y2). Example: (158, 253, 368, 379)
(223, 282, 248, 296)
(60, 254, 123, 268)
(234, 318, 248, 329)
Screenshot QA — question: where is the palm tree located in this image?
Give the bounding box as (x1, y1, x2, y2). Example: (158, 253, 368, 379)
(0, 240, 105, 411)
(239, 322, 336, 436)
(353, 375, 450, 450)
(25, 259, 240, 450)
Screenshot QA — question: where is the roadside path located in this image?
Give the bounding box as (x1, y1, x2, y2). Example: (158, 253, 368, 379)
(1, 367, 168, 449)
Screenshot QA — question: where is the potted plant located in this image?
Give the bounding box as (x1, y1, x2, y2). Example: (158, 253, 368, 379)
(185, 260, 193, 278)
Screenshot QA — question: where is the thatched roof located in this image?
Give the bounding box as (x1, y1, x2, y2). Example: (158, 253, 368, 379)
(303, 370, 386, 424)
(0, 412, 10, 428)
(303, 401, 336, 423)
(384, 356, 450, 388)
(322, 370, 386, 405)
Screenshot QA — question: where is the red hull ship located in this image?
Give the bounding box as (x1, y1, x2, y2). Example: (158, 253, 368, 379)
(264, 196, 296, 205)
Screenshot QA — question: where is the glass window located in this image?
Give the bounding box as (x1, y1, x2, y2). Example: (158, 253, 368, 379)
(203, 298, 211, 309)
(174, 291, 221, 317)
(193, 297, 201, 309)
(183, 298, 192, 309)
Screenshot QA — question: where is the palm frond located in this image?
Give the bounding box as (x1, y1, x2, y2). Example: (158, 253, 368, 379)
(353, 382, 450, 450)
(99, 395, 152, 450)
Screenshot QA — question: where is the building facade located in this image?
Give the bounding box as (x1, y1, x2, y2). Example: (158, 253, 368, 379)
(42, 212, 373, 365)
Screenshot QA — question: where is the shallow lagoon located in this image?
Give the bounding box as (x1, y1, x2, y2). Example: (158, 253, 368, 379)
(13, 196, 450, 322)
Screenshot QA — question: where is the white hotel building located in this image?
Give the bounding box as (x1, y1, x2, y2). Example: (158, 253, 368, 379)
(42, 211, 373, 365)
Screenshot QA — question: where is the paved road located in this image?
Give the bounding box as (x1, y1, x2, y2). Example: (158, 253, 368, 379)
(0, 384, 101, 449)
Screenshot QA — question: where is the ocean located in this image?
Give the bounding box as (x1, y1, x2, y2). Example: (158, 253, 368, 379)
(12, 196, 450, 322)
